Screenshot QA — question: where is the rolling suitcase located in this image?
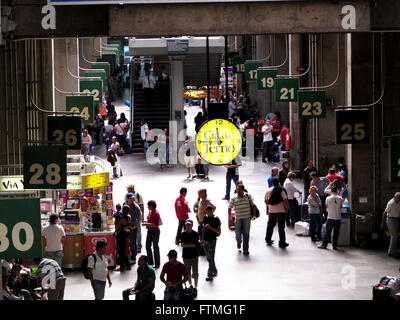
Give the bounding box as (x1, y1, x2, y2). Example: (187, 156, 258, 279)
(301, 204, 309, 222)
(228, 209, 236, 229)
(195, 163, 205, 178)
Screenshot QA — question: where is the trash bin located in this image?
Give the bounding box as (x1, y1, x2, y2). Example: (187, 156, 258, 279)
(338, 204, 351, 246)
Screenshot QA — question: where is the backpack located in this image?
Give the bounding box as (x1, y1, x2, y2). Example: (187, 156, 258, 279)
(82, 254, 97, 280)
(268, 186, 284, 205)
(372, 276, 400, 300)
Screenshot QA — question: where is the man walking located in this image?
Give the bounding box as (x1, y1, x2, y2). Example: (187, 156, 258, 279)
(380, 192, 400, 259)
(140, 120, 149, 154)
(87, 240, 112, 300)
(175, 187, 191, 245)
(262, 120, 273, 163)
(222, 157, 242, 200)
(228, 184, 255, 255)
(201, 205, 221, 281)
(160, 250, 189, 300)
(318, 187, 344, 250)
(122, 255, 156, 300)
(180, 219, 200, 290)
(34, 257, 66, 300)
(303, 160, 317, 201)
(42, 214, 66, 268)
(265, 177, 289, 248)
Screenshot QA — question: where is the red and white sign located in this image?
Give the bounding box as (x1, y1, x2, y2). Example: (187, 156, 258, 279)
(84, 233, 116, 267)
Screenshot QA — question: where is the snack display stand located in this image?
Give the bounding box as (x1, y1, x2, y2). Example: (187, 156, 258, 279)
(57, 155, 116, 268)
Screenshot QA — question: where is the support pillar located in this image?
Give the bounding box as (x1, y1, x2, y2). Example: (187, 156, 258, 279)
(54, 39, 79, 111)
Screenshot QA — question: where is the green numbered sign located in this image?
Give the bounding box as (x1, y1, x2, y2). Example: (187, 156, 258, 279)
(232, 56, 248, 74)
(298, 91, 326, 119)
(79, 80, 102, 105)
(275, 78, 299, 102)
(389, 138, 400, 182)
(257, 69, 278, 90)
(85, 71, 106, 93)
(98, 54, 116, 73)
(66, 95, 94, 125)
(23, 146, 67, 190)
(226, 52, 239, 67)
(91, 63, 110, 83)
(0, 198, 42, 259)
(245, 62, 262, 81)
(48, 116, 82, 150)
(335, 110, 369, 144)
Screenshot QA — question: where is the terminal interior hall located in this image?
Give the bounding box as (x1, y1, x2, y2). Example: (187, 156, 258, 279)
(1, 0, 400, 300)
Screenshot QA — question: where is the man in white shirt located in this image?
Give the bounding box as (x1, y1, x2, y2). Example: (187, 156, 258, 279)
(380, 192, 400, 258)
(262, 120, 273, 163)
(140, 119, 149, 153)
(283, 172, 302, 227)
(42, 214, 66, 268)
(88, 241, 112, 300)
(318, 186, 344, 250)
(143, 70, 156, 108)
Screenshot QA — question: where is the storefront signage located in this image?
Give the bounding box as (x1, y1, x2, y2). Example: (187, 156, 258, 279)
(66, 95, 94, 125)
(67, 175, 83, 190)
(0, 176, 24, 192)
(0, 198, 42, 259)
(82, 172, 110, 190)
(167, 39, 189, 54)
(184, 89, 220, 99)
(298, 90, 326, 119)
(23, 146, 67, 190)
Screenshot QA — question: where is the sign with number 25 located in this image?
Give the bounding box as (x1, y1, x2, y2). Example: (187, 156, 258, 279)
(23, 146, 67, 190)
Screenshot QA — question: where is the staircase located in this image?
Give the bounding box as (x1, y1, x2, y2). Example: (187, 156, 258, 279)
(131, 83, 171, 153)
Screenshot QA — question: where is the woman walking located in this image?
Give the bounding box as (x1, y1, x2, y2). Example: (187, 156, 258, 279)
(115, 206, 132, 271)
(143, 200, 161, 269)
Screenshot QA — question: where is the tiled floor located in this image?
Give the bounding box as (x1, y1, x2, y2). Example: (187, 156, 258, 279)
(63, 150, 399, 300)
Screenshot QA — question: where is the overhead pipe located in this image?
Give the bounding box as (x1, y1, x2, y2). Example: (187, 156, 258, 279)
(259, 35, 288, 70)
(245, 35, 272, 63)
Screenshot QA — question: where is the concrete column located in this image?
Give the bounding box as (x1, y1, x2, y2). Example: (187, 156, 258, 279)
(92, 37, 102, 59)
(169, 55, 185, 156)
(54, 38, 79, 111)
(79, 38, 94, 76)
(289, 34, 302, 173)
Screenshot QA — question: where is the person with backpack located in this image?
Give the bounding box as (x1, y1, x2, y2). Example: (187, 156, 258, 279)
(87, 241, 112, 300)
(264, 177, 289, 248)
(115, 206, 132, 272)
(228, 183, 256, 255)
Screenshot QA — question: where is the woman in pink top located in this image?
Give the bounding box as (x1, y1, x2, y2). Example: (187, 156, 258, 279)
(270, 114, 280, 142)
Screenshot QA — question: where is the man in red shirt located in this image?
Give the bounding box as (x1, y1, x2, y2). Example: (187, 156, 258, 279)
(280, 123, 290, 151)
(175, 187, 191, 245)
(326, 168, 344, 184)
(160, 250, 189, 300)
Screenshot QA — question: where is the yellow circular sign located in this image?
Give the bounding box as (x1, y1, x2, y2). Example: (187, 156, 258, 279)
(196, 119, 242, 165)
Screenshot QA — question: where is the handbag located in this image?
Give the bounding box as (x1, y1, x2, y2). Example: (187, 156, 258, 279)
(246, 194, 260, 219)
